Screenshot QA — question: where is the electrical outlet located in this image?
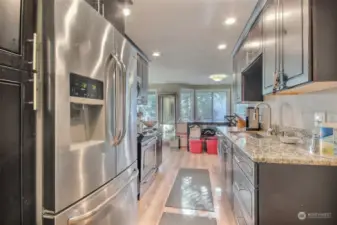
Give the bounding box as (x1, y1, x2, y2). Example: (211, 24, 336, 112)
(314, 112, 326, 126)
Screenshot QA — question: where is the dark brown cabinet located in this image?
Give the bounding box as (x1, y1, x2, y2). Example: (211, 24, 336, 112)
(0, 67, 35, 225)
(246, 15, 263, 65)
(262, 0, 278, 95)
(234, 0, 337, 97)
(0, 0, 36, 224)
(261, 0, 337, 95)
(85, 0, 126, 34)
(137, 54, 149, 105)
(262, 0, 309, 94)
(280, 0, 309, 88)
(103, 0, 126, 34)
(0, 0, 36, 70)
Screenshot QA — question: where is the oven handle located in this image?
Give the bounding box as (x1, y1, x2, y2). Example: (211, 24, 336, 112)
(68, 169, 139, 224)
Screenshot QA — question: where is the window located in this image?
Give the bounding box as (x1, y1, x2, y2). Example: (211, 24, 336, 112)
(195, 91, 213, 121)
(137, 91, 157, 120)
(180, 89, 228, 122)
(179, 89, 194, 122)
(212, 91, 227, 121)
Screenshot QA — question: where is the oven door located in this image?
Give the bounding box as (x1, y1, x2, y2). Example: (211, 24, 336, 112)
(141, 138, 157, 180)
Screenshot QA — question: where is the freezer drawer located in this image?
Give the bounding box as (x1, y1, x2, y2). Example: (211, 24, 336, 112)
(44, 161, 138, 225)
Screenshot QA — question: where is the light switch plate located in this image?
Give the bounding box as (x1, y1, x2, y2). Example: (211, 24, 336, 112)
(314, 112, 326, 126)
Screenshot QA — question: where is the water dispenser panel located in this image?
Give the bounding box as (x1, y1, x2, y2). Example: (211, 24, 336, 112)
(70, 73, 103, 99)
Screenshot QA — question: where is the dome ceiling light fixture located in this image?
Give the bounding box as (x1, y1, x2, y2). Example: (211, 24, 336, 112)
(209, 74, 228, 82)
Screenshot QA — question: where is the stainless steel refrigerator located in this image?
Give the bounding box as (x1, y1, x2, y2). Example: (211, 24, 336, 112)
(39, 0, 138, 224)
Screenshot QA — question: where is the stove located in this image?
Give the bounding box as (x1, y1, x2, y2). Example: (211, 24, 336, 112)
(137, 134, 157, 199)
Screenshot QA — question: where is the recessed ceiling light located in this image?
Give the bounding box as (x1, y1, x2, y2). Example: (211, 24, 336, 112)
(223, 17, 236, 26)
(152, 52, 161, 57)
(217, 44, 227, 50)
(122, 7, 131, 17)
(209, 74, 228, 82)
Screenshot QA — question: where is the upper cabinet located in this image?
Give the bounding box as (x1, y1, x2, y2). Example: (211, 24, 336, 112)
(232, 10, 263, 103)
(233, 0, 337, 97)
(0, 0, 35, 71)
(263, 0, 309, 94)
(85, 0, 126, 34)
(262, 0, 278, 95)
(103, 0, 126, 34)
(137, 54, 149, 105)
(246, 15, 263, 65)
(280, 0, 309, 88)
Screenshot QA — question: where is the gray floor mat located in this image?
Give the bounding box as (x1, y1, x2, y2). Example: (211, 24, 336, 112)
(165, 168, 214, 211)
(159, 213, 217, 225)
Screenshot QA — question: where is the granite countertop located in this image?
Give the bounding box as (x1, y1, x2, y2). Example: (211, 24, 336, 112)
(217, 126, 337, 166)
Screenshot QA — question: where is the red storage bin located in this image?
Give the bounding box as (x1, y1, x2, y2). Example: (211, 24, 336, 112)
(189, 139, 203, 154)
(206, 139, 218, 155)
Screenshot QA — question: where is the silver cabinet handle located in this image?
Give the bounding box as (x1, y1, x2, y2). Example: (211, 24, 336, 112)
(68, 169, 139, 224)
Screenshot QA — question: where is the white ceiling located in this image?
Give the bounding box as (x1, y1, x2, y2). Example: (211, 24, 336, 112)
(126, 0, 257, 85)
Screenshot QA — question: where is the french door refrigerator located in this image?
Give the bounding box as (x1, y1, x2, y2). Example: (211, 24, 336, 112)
(40, 0, 138, 224)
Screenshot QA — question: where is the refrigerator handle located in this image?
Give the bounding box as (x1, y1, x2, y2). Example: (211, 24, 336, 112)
(118, 60, 129, 144)
(68, 169, 139, 224)
(111, 54, 123, 146)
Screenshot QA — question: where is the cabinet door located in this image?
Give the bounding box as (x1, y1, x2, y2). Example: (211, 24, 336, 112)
(142, 61, 149, 104)
(0, 67, 35, 225)
(236, 50, 244, 102)
(103, 0, 126, 34)
(232, 55, 241, 103)
(280, 0, 309, 88)
(247, 15, 263, 64)
(236, 72, 242, 102)
(262, 0, 278, 95)
(0, 0, 35, 71)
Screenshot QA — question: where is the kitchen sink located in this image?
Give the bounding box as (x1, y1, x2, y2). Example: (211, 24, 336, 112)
(230, 131, 266, 139)
(248, 133, 265, 139)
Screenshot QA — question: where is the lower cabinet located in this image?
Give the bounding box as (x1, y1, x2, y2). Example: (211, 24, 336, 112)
(233, 194, 248, 225)
(233, 160, 256, 225)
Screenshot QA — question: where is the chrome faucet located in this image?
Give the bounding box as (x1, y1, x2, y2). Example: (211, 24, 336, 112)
(254, 102, 273, 136)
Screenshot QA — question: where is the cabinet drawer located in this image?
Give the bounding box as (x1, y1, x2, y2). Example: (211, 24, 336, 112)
(233, 146, 256, 185)
(233, 161, 256, 225)
(224, 136, 232, 147)
(233, 194, 247, 225)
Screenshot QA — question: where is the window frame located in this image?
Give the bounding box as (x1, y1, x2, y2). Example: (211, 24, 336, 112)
(178, 88, 194, 122)
(137, 89, 158, 121)
(179, 88, 230, 122)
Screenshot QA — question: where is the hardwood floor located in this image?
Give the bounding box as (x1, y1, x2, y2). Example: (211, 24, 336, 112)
(138, 146, 236, 225)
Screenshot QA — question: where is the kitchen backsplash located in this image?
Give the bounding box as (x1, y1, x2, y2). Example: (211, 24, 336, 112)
(263, 88, 337, 130)
(235, 88, 337, 131)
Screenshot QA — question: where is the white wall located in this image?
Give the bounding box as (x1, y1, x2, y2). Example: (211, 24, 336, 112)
(263, 88, 337, 130)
